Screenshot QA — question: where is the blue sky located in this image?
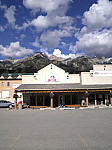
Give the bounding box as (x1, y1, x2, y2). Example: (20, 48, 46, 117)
(0, 0, 112, 60)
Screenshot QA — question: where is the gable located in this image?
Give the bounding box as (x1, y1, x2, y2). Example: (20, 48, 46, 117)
(38, 64, 65, 75)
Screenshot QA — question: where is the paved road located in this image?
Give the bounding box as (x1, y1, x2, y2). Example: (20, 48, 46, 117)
(0, 108, 112, 150)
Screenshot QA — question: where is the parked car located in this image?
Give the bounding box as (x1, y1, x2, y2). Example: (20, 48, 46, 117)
(0, 100, 15, 108)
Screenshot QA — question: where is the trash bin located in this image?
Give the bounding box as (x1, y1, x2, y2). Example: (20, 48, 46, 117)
(18, 101, 22, 109)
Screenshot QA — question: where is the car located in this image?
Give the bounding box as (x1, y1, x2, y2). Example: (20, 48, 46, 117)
(0, 100, 15, 108)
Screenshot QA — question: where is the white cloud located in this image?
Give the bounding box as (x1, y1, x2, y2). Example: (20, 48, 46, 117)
(0, 42, 34, 58)
(3, 5, 16, 26)
(83, 0, 112, 30)
(31, 15, 73, 30)
(23, 0, 74, 31)
(52, 49, 77, 59)
(74, 0, 112, 57)
(23, 0, 72, 13)
(40, 29, 71, 48)
(75, 29, 112, 57)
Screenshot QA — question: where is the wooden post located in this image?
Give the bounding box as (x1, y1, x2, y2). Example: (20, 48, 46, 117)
(50, 92, 54, 108)
(51, 97, 53, 108)
(110, 90, 112, 106)
(85, 91, 89, 107)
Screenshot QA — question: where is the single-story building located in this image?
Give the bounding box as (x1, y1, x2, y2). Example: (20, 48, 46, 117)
(16, 64, 112, 108)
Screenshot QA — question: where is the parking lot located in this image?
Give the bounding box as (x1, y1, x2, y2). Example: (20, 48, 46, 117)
(0, 108, 112, 150)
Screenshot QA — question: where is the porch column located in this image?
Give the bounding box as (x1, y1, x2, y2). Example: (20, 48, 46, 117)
(110, 90, 112, 106)
(85, 91, 89, 107)
(95, 94, 97, 105)
(51, 97, 53, 108)
(50, 92, 54, 108)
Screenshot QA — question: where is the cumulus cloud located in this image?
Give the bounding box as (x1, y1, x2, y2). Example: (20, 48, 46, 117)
(0, 42, 34, 58)
(83, 0, 112, 31)
(23, 0, 72, 13)
(40, 29, 72, 49)
(52, 49, 77, 59)
(2, 5, 16, 26)
(75, 29, 112, 57)
(23, 0, 74, 30)
(31, 15, 73, 30)
(75, 0, 112, 57)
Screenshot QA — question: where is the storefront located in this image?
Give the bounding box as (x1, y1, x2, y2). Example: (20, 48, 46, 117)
(16, 64, 112, 107)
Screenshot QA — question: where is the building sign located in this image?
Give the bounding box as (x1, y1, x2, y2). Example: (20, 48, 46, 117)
(12, 84, 21, 89)
(92, 71, 112, 76)
(46, 75, 59, 82)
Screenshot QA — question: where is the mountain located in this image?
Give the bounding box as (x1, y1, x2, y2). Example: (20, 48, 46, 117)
(0, 52, 112, 74)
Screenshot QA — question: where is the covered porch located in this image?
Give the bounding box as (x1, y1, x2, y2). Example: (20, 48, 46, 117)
(15, 83, 112, 108)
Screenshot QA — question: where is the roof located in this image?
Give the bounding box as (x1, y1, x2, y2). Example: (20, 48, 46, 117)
(16, 83, 112, 91)
(0, 73, 34, 80)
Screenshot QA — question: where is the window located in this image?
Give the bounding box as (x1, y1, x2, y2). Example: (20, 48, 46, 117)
(67, 75, 69, 79)
(2, 90, 9, 98)
(104, 65, 106, 70)
(2, 82, 4, 87)
(7, 82, 10, 87)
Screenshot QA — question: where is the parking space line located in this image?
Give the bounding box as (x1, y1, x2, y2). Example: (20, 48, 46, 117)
(78, 133, 88, 149)
(7, 135, 21, 150)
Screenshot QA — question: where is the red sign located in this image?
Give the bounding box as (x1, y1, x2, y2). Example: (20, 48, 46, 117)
(48, 75, 56, 82)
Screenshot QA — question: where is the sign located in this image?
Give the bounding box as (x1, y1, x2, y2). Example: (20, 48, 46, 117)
(91, 71, 112, 77)
(12, 84, 21, 89)
(46, 75, 59, 82)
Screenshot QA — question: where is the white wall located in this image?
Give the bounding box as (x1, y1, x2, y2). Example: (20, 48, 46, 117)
(22, 64, 80, 84)
(81, 72, 112, 85)
(93, 65, 112, 71)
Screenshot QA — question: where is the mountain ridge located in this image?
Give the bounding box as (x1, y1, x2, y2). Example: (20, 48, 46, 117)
(0, 52, 112, 74)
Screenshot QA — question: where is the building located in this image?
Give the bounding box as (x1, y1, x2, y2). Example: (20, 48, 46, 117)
(0, 73, 22, 102)
(0, 73, 33, 103)
(16, 64, 112, 108)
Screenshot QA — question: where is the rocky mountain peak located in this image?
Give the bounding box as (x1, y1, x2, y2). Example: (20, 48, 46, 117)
(0, 51, 112, 74)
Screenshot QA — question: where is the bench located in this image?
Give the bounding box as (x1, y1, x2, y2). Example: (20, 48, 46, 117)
(65, 105, 85, 108)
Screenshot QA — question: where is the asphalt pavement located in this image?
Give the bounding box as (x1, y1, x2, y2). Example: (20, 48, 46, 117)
(0, 108, 112, 150)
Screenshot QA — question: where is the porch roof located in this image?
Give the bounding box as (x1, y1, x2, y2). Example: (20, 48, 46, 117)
(16, 83, 112, 91)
